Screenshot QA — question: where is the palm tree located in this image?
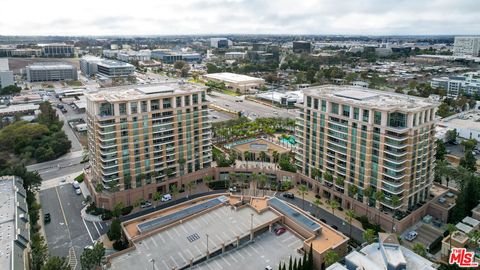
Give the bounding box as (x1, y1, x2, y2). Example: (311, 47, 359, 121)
(203, 175, 213, 191)
(313, 198, 323, 218)
(324, 171, 333, 183)
(152, 191, 161, 208)
(297, 184, 308, 210)
(324, 250, 340, 267)
(258, 174, 268, 197)
(186, 181, 196, 198)
(259, 151, 267, 165)
(272, 150, 279, 164)
(362, 229, 376, 244)
(346, 210, 355, 241)
(391, 195, 401, 232)
(349, 184, 358, 200)
(446, 223, 457, 258)
(329, 200, 339, 216)
(363, 186, 373, 220)
(228, 172, 236, 189)
(170, 184, 180, 200)
(251, 172, 258, 196)
(335, 176, 345, 193)
(374, 191, 385, 224)
(178, 158, 186, 190)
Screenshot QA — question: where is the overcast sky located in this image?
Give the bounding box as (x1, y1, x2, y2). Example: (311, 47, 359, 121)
(1, 0, 479, 36)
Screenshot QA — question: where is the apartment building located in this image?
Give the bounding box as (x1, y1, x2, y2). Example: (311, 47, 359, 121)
(453, 36, 480, 57)
(0, 58, 14, 88)
(85, 84, 212, 205)
(296, 85, 438, 213)
(26, 62, 78, 82)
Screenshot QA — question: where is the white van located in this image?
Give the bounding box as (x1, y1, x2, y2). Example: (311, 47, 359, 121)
(161, 194, 172, 202)
(72, 180, 80, 189)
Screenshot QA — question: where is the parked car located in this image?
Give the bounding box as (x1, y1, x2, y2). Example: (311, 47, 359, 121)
(405, 231, 418, 241)
(331, 225, 338, 230)
(283, 192, 295, 199)
(44, 213, 51, 224)
(229, 186, 237, 193)
(72, 181, 80, 189)
(140, 201, 152, 208)
(265, 266, 273, 270)
(275, 227, 286, 236)
(161, 194, 172, 202)
(75, 188, 82, 195)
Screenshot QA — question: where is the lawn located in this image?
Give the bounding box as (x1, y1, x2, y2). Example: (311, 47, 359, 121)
(65, 80, 83, 87)
(219, 89, 241, 96)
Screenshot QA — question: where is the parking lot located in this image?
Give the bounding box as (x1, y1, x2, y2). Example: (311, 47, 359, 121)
(192, 230, 304, 270)
(110, 205, 280, 269)
(41, 180, 108, 269)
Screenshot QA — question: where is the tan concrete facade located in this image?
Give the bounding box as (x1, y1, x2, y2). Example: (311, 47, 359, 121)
(85, 84, 212, 193)
(296, 85, 439, 215)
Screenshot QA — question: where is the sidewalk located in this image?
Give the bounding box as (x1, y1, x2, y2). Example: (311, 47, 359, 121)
(289, 186, 363, 229)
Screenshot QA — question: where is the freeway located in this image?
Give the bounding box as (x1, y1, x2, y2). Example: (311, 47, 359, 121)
(207, 91, 298, 120)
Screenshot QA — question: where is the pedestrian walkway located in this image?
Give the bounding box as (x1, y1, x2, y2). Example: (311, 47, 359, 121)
(40, 170, 83, 190)
(288, 186, 363, 229)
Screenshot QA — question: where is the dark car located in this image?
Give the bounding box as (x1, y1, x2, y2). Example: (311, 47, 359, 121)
(283, 192, 295, 199)
(331, 225, 338, 230)
(275, 227, 286, 235)
(320, 218, 327, 223)
(44, 213, 51, 224)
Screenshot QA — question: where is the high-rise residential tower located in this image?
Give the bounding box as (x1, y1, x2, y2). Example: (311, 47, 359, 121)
(295, 85, 438, 212)
(85, 84, 212, 206)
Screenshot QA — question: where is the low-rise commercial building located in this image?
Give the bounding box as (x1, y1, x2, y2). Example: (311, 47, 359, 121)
(256, 90, 304, 107)
(0, 58, 14, 88)
(80, 56, 135, 77)
(225, 51, 246, 60)
(431, 72, 480, 97)
(210, 38, 232, 48)
(117, 50, 151, 62)
(151, 50, 201, 63)
(439, 110, 480, 140)
(26, 62, 77, 82)
(39, 43, 75, 57)
(203, 72, 265, 93)
(293, 41, 312, 54)
(0, 176, 30, 270)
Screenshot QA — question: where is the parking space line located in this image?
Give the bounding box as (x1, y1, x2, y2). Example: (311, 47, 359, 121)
(215, 235, 223, 245)
(214, 260, 222, 269)
(82, 218, 94, 243)
(221, 255, 231, 266)
(187, 222, 196, 231)
(170, 256, 178, 268)
(228, 253, 238, 263)
(178, 252, 187, 264)
(159, 233, 166, 244)
(180, 225, 188, 234)
(92, 221, 101, 237)
(143, 239, 150, 250)
(244, 247, 252, 257)
(151, 238, 158, 248)
(162, 260, 169, 269)
(166, 230, 174, 240)
(194, 245, 203, 256)
(251, 245, 260, 254)
(281, 235, 295, 243)
(173, 227, 181, 237)
(222, 231, 230, 241)
(97, 222, 103, 229)
(194, 219, 202, 227)
(236, 249, 245, 260)
(288, 240, 301, 248)
(185, 248, 195, 260)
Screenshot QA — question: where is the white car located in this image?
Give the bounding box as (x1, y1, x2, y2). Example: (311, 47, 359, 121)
(75, 188, 82, 195)
(161, 194, 172, 202)
(405, 231, 418, 241)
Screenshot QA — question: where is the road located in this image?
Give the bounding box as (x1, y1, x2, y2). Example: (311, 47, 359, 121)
(41, 182, 106, 269)
(207, 91, 298, 120)
(276, 193, 365, 243)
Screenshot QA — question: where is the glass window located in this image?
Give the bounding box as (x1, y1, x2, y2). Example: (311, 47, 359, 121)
(119, 103, 127, 115)
(307, 96, 312, 107)
(314, 99, 319, 110)
(353, 107, 359, 120)
(388, 112, 407, 128)
(141, 101, 148, 112)
(151, 99, 160, 111)
(99, 103, 113, 116)
(130, 102, 137, 114)
(163, 98, 172, 109)
(176, 97, 182, 107)
(331, 103, 339, 114)
(363, 109, 369, 122)
(321, 100, 327, 112)
(374, 111, 382, 125)
(184, 95, 190, 106)
(342, 105, 350, 117)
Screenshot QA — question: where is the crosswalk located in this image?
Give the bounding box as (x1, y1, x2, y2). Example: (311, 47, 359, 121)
(68, 246, 77, 269)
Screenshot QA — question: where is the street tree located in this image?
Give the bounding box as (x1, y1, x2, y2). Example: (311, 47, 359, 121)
(80, 242, 105, 270)
(297, 185, 308, 210)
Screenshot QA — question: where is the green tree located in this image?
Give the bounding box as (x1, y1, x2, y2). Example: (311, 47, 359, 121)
(346, 210, 355, 241)
(413, 243, 427, 258)
(374, 191, 385, 224)
(391, 195, 401, 231)
(363, 229, 376, 244)
(460, 150, 477, 172)
(297, 185, 308, 210)
(112, 202, 124, 218)
(313, 198, 323, 218)
(153, 191, 162, 207)
(107, 219, 122, 241)
(446, 223, 457, 258)
(324, 250, 340, 267)
(41, 256, 71, 270)
(364, 186, 373, 219)
(435, 139, 447, 161)
(80, 242, 105, 270)
(329, 200, 339, 216)
(445, 129, 457, 144)
(173, 60, 187, 70)
(258, 174, 268, 196)
(31, 233, 48, 270)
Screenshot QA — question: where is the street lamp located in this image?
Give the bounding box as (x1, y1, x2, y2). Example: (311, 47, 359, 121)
(149, 258, 155, 270)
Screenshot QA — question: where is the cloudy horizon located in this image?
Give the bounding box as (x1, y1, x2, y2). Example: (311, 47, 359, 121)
(1, 0, 479, 36)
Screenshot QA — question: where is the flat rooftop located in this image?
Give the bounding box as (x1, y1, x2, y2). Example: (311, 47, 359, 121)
(85, 83, 205, 103)
(441, 110, 480, 131)
(303, 85, 439, 112)
(0, 177, 15, 269)
(204, 72, 264, 84)
(0, 104, 39, 114)
(110, 205, 281, 270)
(230, 138, 290, 154)
(27, 62, 75, 70)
